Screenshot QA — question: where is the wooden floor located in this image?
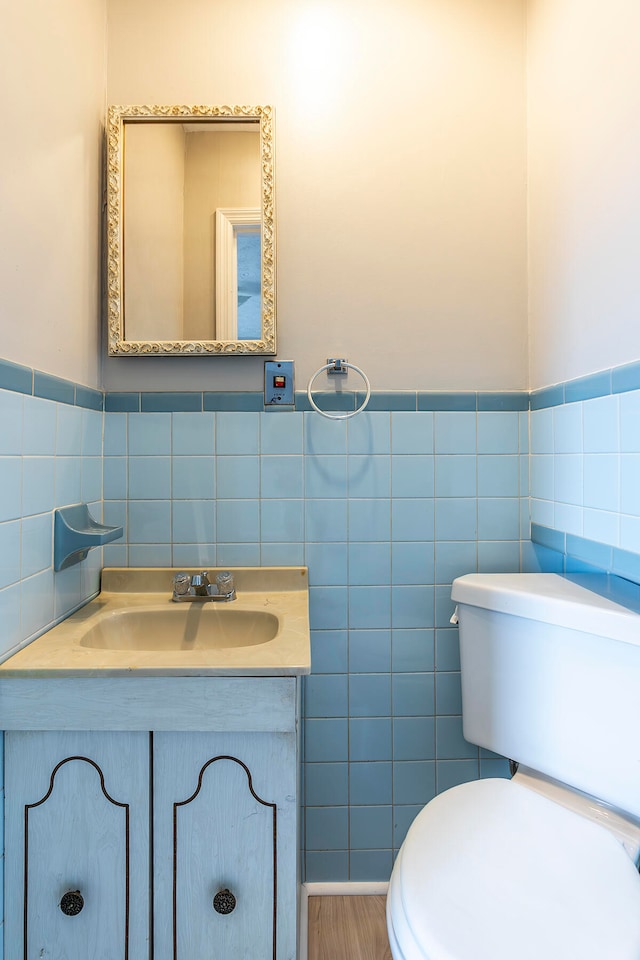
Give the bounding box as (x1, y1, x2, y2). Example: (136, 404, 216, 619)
(308, 895, 393, 960)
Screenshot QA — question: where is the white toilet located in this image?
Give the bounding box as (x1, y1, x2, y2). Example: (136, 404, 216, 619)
(387, 573, 640, 960)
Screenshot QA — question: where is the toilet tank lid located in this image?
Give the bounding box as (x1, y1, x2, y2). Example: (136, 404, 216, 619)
(451, 573, 640, 647)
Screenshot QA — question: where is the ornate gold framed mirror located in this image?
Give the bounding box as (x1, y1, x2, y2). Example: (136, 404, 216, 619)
(106, 104, 275, 356)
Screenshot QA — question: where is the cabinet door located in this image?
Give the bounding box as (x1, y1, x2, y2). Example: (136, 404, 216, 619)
(4, 731, 150, 960)
(153, 731, 298, 960)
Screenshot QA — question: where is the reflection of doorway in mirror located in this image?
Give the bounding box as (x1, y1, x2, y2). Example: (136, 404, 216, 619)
(215, 208, 261, 340)
(237, 230, 262, 339)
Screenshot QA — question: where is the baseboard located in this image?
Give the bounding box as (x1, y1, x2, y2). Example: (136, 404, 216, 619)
(305, 881, 389, 896)
(299, 881, 389, 959)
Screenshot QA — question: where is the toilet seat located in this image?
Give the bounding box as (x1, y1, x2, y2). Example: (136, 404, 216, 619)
(388, 778, 640, 960)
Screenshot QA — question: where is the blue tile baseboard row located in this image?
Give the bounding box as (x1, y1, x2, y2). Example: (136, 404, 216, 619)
(531, 523, 640, 584)
(0, 358, 103, 410)
(530, 359, 640, 410)
(105, 391, 530, 413)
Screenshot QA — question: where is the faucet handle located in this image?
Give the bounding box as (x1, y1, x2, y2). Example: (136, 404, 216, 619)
(173, 571, 191, 596)
(216, 571, 235, 596)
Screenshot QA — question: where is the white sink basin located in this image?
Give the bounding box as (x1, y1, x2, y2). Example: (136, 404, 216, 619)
(0, 567, 310, 677)
(79, 605, 280, 651)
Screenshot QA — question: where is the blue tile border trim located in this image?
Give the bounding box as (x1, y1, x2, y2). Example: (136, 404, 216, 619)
(530, 385, 565, 409)
(4, 356, 640, 413)
(0, 357, 103, 409)
(477, 393, 529, 411)
(141, 392, 203, 412)
(418, 393, 477, 411)
(531, 523, 640, 586)
(532, 359, 640, 409)
(612, 548, 640, 584)
(530, 523, 566, 553)
(296, 391, 356, 412)
(105, 392, 140, 413)
(0, 358, 33, 395)
(565, 534, 613, 571)
(34, 371, 75, 405)
(204, 391, 264, 411)
(102, 390, 532, 413)
(358, 392, 416, 412)
(564, 370, 612, 404)
(75, 386, 103, 411)
(612, 360, 640, 395)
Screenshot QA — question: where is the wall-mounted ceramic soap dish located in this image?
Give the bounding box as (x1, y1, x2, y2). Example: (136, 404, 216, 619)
(54, 504, 123, 571)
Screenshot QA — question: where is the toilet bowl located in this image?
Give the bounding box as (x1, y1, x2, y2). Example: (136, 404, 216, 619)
(388, 777, 640, 960)
(387, 573, 640, 960)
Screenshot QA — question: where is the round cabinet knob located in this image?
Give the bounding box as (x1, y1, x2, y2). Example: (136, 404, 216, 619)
(213, 889, 236, 915)
(60, 891, 84, 916)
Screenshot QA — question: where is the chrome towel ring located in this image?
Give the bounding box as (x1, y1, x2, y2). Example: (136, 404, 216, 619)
(306, 359, 371, 420)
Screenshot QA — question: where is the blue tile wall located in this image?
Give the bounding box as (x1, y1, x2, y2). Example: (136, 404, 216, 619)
(102, 403, 529, 881)
(18, 367, 640, 884)
(0, 360, 104, 954)
(100, 373, 640, 882)
(0, 380, 104, 663)
(529, 383, 640, 565)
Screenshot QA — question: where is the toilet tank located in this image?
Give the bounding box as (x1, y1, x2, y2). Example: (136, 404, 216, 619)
(451, 573, 640, 818)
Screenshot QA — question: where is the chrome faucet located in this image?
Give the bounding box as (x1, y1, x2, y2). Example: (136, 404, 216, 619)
(191, 571, 211, 596)
(172, 570, 237, 603)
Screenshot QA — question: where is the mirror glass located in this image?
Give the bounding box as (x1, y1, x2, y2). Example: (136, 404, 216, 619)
(106, 105, 275, 356)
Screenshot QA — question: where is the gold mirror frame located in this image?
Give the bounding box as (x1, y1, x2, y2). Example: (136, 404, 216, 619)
(106, 104, 276, 356)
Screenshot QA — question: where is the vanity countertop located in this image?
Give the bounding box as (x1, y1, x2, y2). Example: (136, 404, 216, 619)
(0, 567, 311, 678)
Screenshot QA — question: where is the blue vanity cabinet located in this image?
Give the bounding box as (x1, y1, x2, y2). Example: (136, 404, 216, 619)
(153, 730, 298, 960)
(0, 676, 302, 960)
(3, 730, 151, 960)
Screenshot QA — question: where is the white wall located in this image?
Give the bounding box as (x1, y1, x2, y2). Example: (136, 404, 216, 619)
(105, 0, 527, 393)
(7, 1, 638, 397)
(528, 0, 640, 390)
(0, 0, 106, 389)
